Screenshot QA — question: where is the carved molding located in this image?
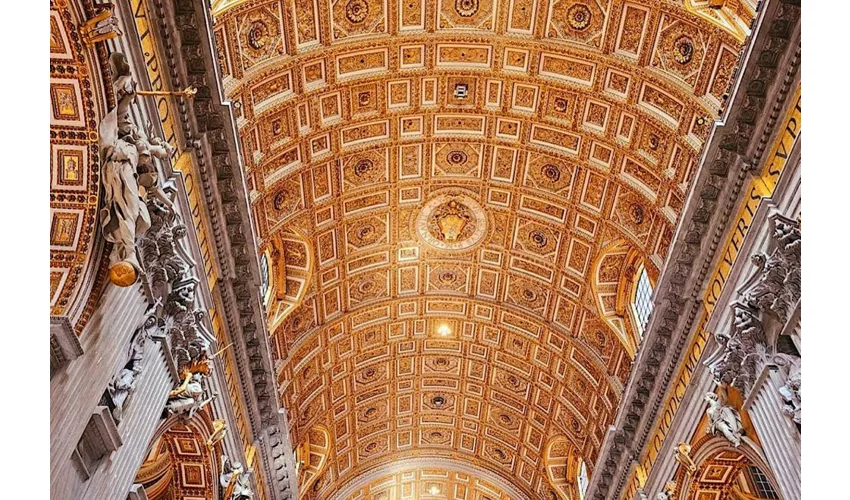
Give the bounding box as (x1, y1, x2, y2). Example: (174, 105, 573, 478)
(149, 0, 298, 496)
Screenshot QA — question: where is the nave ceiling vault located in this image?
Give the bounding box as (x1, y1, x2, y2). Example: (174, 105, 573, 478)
(210, 0, 751, 497)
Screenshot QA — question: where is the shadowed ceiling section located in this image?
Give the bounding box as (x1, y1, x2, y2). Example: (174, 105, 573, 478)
(211, 0, 748, 497)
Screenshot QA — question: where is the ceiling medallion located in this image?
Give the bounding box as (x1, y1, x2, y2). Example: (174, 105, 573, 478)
(247, 21, 269, 50)
(345, 0, 369, 24)
(530, 230, 548, 248)
(416, 192, 487, 251)
(553, 97, 569, 112)
(272, 190, 287, 211)
(353, 158, 374, 177)
(649, 134, 660, 150)
(567, 4, 592, 31)
(446, 150, 468, 165)
(674, 35, 695, 64)
(455, 0, 479, 17)
(541, 163, 562, 182)
(629, 203, 645, 225)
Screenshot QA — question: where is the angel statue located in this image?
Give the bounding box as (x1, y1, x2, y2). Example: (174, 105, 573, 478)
(165, 372, 215, 418)
(704, 392, 744, 447)
(98, 52, 175, 287)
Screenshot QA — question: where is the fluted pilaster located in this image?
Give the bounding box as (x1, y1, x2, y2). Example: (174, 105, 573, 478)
(747, 370, 801, 500)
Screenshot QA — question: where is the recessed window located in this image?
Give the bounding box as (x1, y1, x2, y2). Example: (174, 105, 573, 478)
(632, 266, 654, 336)
(260, 252, 270, 306)
(577, 460, 589, 500)
(749, 466, 779, 499)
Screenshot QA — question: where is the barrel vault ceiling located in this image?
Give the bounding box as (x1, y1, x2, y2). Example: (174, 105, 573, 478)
(211, 0, 751, 497)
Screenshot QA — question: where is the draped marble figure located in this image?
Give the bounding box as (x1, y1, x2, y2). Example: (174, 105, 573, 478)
(705, 392, 744, 447)
(98, 52, 174, 286)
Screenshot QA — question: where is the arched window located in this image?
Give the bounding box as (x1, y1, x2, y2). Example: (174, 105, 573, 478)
(577, 460, 589, 500)
(632, 265, 654, 336)
(259, 252, 270, 307)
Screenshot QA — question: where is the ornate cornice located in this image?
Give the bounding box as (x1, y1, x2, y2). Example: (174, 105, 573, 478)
(586, 1, 801, 498)
(148, 0, 298, 497)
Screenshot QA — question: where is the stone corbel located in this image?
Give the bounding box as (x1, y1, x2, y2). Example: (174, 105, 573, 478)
(127, 484, 148, 500)
(50, 316, 83, 378)
(71, 406, 122, 481)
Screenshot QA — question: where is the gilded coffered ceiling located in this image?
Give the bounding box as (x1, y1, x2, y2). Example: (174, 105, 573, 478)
(211, 0, 750, 497)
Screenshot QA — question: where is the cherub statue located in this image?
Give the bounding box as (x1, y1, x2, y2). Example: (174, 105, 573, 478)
(206, 418, 228, 448)
(98, 52, 175, 287)
(704, 392, 744, 447)
(673, 442, 697, 475)
(80, 2, 123, 45)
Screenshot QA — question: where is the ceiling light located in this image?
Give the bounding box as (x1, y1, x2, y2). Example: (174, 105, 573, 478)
(429, 485, 440, 495)
(437, 324, 451, 336)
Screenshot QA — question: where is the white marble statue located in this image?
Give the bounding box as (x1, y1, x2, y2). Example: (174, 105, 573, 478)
(220, 456, 254, 500)
(774, 354, 801, 425)
(98, 52, 174, 286)
(656, 481, 676, 500)
(107, 312, 160, 421)
(107, 326, 146, 421)
(704, 392, 744, 447)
